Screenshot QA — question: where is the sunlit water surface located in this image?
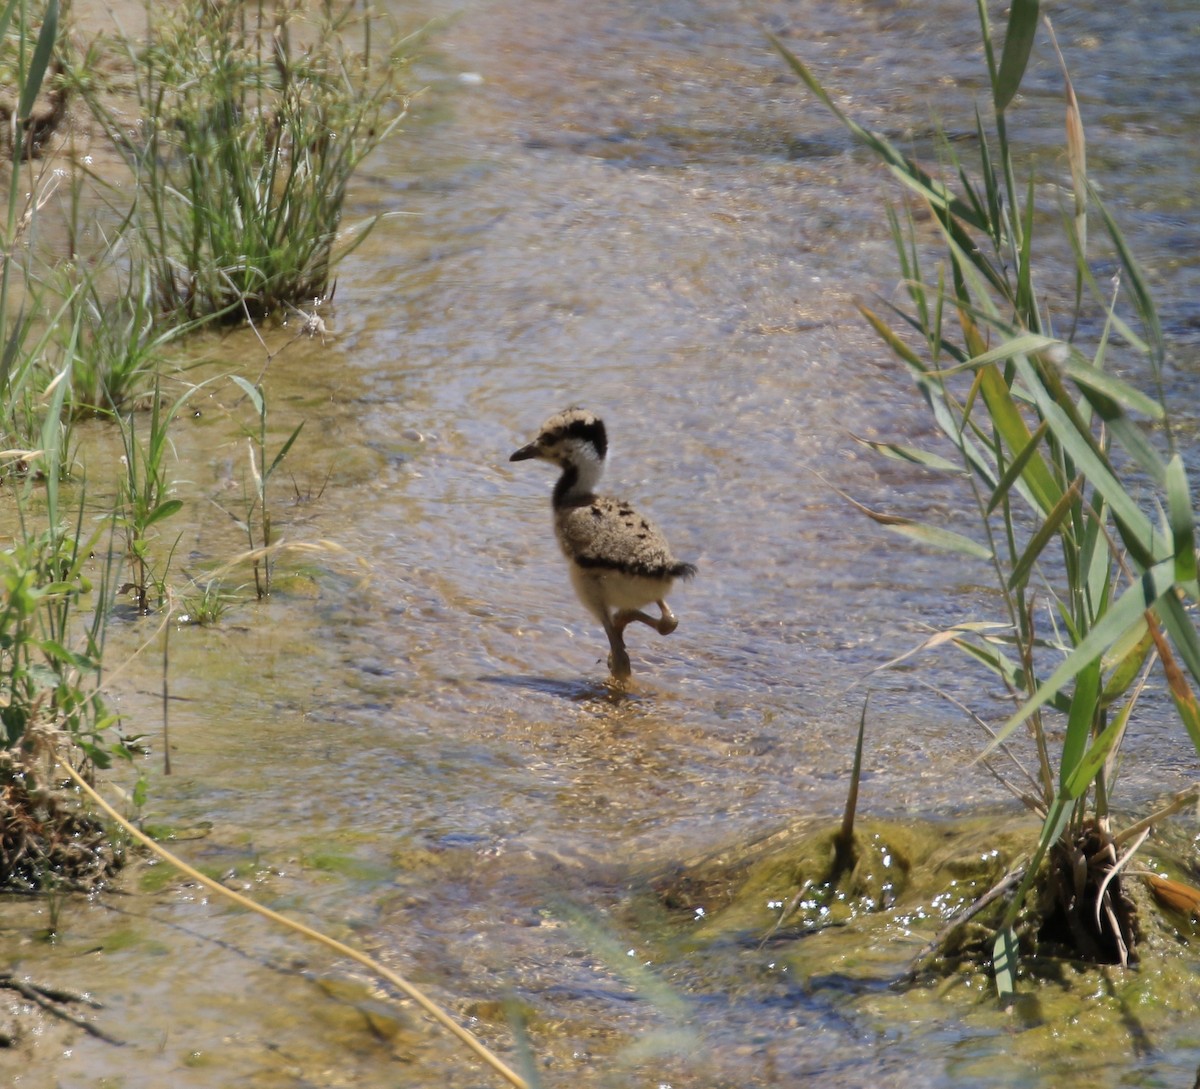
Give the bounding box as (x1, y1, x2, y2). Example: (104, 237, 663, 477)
(6, 1, 1200, 1086)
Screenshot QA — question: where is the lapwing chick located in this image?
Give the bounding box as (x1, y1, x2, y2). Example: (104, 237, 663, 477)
(510, 408, 697, 680)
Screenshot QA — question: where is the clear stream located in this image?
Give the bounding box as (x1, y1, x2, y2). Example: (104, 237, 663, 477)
(5, 0, 1200, 1086)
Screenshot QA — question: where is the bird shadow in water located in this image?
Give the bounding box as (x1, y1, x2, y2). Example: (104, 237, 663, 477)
(478, 672, 648, 704)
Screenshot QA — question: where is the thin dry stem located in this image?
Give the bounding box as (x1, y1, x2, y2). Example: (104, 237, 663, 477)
(53, 752, 530, 1089)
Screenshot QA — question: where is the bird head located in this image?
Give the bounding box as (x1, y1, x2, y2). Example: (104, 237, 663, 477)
(510, 408, 608, 469)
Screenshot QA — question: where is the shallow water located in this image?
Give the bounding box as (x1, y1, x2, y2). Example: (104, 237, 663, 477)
(6, 0, 1200, 1085)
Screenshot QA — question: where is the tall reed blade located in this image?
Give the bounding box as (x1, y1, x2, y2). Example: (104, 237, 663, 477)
(993, 0, 1039, 113)
(15, 0, 56, 124)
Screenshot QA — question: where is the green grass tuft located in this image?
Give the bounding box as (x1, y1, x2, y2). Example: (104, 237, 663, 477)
(75, 0, 414, 324)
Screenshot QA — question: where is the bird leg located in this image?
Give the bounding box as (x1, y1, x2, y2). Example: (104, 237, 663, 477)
(601, 614, 632, 679)
(614, 600, 679, 637)
(605, 602, 680, 679)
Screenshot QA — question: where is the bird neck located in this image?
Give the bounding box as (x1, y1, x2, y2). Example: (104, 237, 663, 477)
(553, 458, 603, 508)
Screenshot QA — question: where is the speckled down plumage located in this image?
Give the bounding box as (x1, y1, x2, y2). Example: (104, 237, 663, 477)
(555, 495, 697, 581)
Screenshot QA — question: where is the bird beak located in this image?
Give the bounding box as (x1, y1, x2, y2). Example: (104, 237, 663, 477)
(509, 442, 539, 462)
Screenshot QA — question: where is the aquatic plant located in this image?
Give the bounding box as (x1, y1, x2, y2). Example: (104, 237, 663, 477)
(74, 0, 412, 324)
(230, 375, 304, 598)
(178, 577, 235, 627)
(113, 378, 192, 614)
(52, 253, 192, 415)
(773, 1, 1200, 997)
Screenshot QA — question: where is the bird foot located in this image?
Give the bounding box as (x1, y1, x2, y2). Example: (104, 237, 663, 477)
(614, 601, 679, 637)
(607, 646, 632, 680)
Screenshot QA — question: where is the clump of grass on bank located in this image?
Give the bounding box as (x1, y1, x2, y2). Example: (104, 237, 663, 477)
(1, 0, 415, 888)
(773, 0, 1200, 998)
(76, 0, 412, 323)
(0, 0, 123, 828)
(0, 376, 133, 889)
